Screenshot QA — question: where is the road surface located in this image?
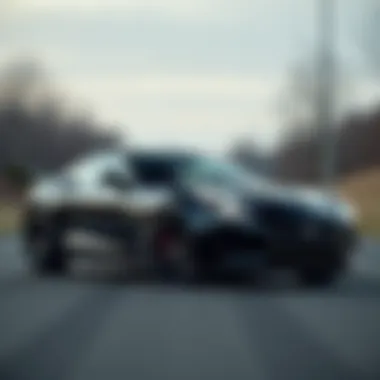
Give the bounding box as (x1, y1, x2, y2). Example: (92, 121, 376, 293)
(0, 234, 379, 380)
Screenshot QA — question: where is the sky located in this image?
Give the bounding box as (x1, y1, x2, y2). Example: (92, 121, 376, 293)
(1, 0, 379, 153)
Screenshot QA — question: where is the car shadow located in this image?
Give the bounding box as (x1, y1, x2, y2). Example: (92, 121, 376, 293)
(61, 268, 380, 299)
(2, 256, 380, 299)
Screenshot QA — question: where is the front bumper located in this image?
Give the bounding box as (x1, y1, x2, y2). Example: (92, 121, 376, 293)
(191, 217, 358, 275)
(267, 222, 358, 268)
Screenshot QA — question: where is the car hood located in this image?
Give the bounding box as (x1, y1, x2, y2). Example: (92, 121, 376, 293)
(243, 180, 354, 220)
(258, 185, 333, 208)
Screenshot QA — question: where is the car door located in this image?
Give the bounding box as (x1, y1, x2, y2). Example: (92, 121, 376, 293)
(63, 151, 136, 239)
(175, 157, 239, 231)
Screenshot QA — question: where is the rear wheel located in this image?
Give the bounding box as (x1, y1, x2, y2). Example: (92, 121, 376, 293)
(154, 230, 198, 283)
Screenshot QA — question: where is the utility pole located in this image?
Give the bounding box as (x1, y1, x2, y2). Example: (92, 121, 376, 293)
(317, 0, 336, 193)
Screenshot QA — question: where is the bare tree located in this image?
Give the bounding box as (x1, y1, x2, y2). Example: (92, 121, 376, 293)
(0, 58, 123, 182)
(0, 58, 52, 110)
(228, 139, 270, 175)
(274, 59, 320, 180)
(275, 50, 355, 182)
(278, 60, 318, 136)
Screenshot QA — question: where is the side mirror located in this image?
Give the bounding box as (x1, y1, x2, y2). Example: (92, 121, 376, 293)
(103, 171, 133, 190)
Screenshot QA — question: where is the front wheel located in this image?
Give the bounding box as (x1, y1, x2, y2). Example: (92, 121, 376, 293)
(26, 221, 69, 276)
(297, 265, 341, 288)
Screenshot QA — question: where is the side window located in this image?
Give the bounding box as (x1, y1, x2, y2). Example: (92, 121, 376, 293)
(130, 157, 175, 186)
(66, 152, 130, 186)
(185, 159, 229, 189)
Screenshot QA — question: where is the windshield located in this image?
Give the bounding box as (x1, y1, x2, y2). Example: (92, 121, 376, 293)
(129, 152, 194, 186)
(189, 156, 272, 190)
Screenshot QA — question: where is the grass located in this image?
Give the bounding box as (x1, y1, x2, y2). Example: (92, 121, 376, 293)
(340, 168, 380, 237)
(0, 200, 23, 235)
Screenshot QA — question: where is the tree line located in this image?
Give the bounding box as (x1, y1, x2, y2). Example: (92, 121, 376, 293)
(273, 106, 380, 183)
(231, 105, 380, 184)
(232, 0, 380, 184)
(0, 59, 122, 190)
(1, 48, 379, 192)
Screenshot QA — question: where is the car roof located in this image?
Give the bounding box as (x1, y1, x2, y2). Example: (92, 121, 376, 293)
(127, 148, 201, 162)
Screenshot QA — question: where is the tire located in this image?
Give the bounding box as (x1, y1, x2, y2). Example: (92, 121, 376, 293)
(26, 218, 68, 276)
(158, 235, 195, 283)
(153, 225, 204, 284)
(297, 266, 340, 288)
(246, 253, 271, 289)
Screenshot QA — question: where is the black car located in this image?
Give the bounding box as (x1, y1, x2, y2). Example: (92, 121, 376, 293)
(24, 148, 358, 287)
(127, 149, 357, 286)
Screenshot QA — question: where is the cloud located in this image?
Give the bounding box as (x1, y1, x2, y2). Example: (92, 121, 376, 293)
(0, 46, 74, 69)
(120, 104, 281, 153)
(10, 0, 316, 29)
(12, 0, 220, 21)
(2, 0, 372, 152)
(17, 0, 212, 10)
(13, 0, 292, 14)
(0, 2, 303, 79)
(62, 73, 282, 98)
(52, 72, 284, 152)
(351, 79, 380, 110)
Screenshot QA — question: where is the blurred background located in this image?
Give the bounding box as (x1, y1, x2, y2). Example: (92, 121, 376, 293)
(0, 0, 379, 235)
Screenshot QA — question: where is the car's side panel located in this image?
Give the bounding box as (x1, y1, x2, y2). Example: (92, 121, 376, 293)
(27, 178, 174, 245)
(25, 150, 173, 250)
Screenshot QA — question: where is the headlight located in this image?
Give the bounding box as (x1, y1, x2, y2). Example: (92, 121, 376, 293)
(307, 194, 359, 224)
(28, 180, 62, 205)
(337, 201, 359, 223)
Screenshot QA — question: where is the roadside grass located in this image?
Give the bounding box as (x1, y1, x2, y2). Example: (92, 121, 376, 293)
(340, 168, 380, 237)
(0, 200, 23, 235)
(358, 211, 380, 237)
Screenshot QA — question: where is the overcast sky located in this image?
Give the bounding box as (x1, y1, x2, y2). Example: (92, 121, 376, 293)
(1, 0, 379, 153)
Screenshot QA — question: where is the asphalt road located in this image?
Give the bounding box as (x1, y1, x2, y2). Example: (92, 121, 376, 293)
(0, 234, 380, 380)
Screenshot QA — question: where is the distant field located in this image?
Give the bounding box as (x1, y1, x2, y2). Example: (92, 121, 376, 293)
(340, 168, 380, 236)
